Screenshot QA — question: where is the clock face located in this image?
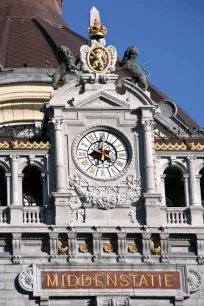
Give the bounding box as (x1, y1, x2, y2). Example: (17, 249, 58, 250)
(76, 130, 129, 180)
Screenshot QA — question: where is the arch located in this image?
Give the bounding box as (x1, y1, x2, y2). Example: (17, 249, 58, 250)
(195, 160, 204, 176)
(19, 160, 46, 174)
(161, 160, 187, 175)
(22, 165, 43, 206)
(164, 166, 186, 207)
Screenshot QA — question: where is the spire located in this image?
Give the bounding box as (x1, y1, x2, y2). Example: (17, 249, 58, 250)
(90, 7, 101, 27)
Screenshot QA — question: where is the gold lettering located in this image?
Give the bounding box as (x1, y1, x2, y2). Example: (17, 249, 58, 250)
(139, 275, 149, 287)
(159, 274, 162, 287)
(82, 274, 92, 287)
(62, 274, 65, 287)
(107, 273, 117, 287)
(95, 274, 104, 287)
(148, 274, 157, 287)
(130, 274, 139, 287)
(47, 274, 58, 287)
(68, 274, 78, 287)
(165, 274, 174, 287)
(120, 274, 129, 287)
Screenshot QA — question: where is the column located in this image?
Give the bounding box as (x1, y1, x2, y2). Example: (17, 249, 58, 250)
(183, 175, 190, 207)
(161, 174, 166, 206)
(41, 173, 48, 206)
(196, 175, 202, 206)
(188, 156, 198, 205)
(5, 173, 11, 206)
(141, 119, 155, 193)
(18, 174, 24, 205)
(52, 119, 66, 192)
(10, 154, 19, 205)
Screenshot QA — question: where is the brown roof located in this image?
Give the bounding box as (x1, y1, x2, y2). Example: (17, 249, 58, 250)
(0, 0, 86, 68)
(0, 0, 199, 129)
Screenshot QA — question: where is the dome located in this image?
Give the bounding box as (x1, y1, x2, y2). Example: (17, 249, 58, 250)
(0, 0, 87, 68)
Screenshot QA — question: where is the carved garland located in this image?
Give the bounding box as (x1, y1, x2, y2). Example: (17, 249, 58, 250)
(71, 124, 135, 182)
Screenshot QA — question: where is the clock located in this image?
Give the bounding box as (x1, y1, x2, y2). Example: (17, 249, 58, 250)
(75, 130, 130, 180)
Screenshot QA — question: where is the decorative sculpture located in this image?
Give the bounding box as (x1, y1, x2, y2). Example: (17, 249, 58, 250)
(116, 46, 150, 90)
(150, 240, 161, 255)
(58, 240, 68, 255)
(50, 46, 81, 89)
(79, 243, 89, 253)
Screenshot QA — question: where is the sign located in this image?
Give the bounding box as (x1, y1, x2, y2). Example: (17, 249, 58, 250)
(41, 271, 180, 290)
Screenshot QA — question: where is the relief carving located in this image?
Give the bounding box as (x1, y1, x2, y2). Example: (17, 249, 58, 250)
(70, 174, 141, 210)
(187, 269, 202, 292)
(19, 266, 34, 292)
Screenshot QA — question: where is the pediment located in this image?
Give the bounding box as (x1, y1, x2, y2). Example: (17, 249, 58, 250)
(73, 90, 130, 109)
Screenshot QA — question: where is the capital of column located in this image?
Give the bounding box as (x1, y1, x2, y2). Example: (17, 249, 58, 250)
(141, 119, 154, 131)
(187, 156, 197, 162)
(52, 118, 63, 130)
(10, 154, 19, 161)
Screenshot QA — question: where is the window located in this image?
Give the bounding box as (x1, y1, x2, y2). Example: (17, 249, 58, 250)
(164, 166, 185, 207)
(23, 166, 43, 206)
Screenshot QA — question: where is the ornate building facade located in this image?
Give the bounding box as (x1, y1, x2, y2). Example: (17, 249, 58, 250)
(0, 1, 203, 305)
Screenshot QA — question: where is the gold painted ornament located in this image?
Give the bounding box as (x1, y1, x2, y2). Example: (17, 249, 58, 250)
(128, 243, 138, 253)
(150, 240, 161, 255)
(58, 240, 68, 255)
(104, 243, 113, 253)
(79, 243, 89, 253)
(87, 46, 111, 73)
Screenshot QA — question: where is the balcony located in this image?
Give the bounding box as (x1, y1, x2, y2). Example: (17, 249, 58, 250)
(166, 207, 190, 225)
(23, 206, 45, 224)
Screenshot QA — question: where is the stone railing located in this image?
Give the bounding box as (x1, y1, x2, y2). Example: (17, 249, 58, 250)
(0, 207, 9, 224)
(23, 206, 45, 224)
(166, 207, 190, 225)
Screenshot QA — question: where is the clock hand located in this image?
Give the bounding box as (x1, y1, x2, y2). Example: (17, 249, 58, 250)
(101, 134, 105, 162)
(93, 148, 115, 162)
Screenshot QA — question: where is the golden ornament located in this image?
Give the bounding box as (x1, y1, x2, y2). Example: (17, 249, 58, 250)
(104, 243, 113, 253)
(79, 243, 89, 253)
(128, 243, 138, 253)
(58, 240, 68, 255)
(150, 240, 161, 255)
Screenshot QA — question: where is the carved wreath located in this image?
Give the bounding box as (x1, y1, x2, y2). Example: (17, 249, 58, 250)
(79, 243, 89, 253)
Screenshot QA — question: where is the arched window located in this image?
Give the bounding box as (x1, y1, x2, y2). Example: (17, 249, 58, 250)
(23, 166, 43, 206)
(199, 168, 204, 206)
(0, 167, 7, 206)
(164, 166, 185, 207)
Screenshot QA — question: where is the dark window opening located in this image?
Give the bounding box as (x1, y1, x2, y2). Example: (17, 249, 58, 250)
(200, 168, 204, 206)
(0, 168, 7, 206)
(23, 166, 43, 206)
(164, 166, 185, 207)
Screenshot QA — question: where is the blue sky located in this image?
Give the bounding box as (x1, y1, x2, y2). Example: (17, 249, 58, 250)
(63, 0, 204, 127)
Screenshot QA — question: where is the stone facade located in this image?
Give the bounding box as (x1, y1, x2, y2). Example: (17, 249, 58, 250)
(0, 6, 204, 306)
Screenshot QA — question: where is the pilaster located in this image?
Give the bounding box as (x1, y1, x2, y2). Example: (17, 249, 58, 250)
(5, 173, 11, 206)
(142, 231, 151, 262)
(53, 192, 73, 226)
(160, 230, 169, 262)
(93, 231, 102, 262)
(188, 156, 199, 205)
(10, 154, 19, 205)
(49, 232, 58, 261)
(68, 231, 77, 262)
(12, 233, 21, 264)
(52, 118, 66, 193)
(197, 234, 204, 264)
(117, 232, 127, 262)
